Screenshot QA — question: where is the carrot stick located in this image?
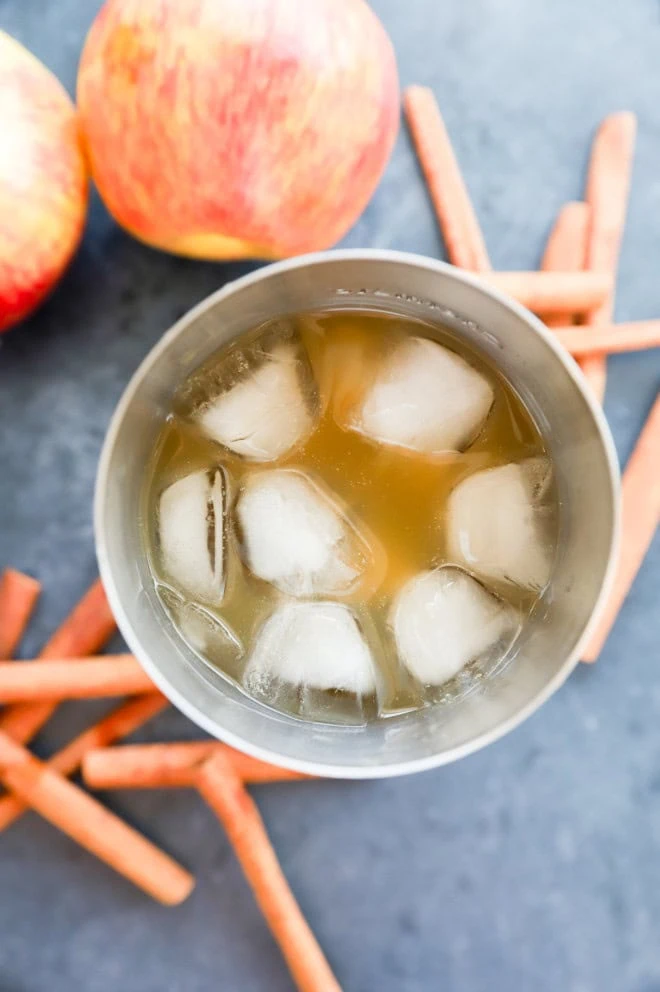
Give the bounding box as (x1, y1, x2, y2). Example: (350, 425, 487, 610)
(404, 85, 491, 272)
(541, 202, 590, 327)
(83, 742, 310, 790)
(0, 694, 169, 831)
(0, 570, 41, 660)
(582, 394, 660, 662)
(482, 270, 610, 314)
(197, 752, 340, 992)
(0, 654, 154, 702)
(553, 320, 660, 357)
(39, 578, 116, 658)
(0, 578, 116, 743)
(581, 112, 637, 401)
(0, 728, 194, 904)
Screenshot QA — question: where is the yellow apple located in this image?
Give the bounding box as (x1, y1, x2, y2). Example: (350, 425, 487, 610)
(77, 0, 399, 260)
(0, 31, 88, 333)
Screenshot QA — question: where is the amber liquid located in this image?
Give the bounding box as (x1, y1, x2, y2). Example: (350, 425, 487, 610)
(144, 309, 556, 724)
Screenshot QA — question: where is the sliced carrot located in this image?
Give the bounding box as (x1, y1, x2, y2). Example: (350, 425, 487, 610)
(404, 85, 491, 272)
(40, 578, 117, 657)
(83, 741, 310, 790)
(541, 202, 590, 327)
(553, 320, 660, 357)
(0, 728, 194, 904)
(0, 654, 153, 703)
(0, 578, 116, 743)
(0, 694, 169, 831)
(197, 752, 340, 992)
(582, 113, 637, 401)
(0, 570, 41, 660)
(484, 270, 610, 315)
(583, 394, 660, 662)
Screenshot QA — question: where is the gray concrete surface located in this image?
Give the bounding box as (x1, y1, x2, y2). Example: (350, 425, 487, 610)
(1, 0, 659, 989)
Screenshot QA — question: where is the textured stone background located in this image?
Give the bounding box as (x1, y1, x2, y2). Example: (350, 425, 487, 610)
(1, 1, 659, 989)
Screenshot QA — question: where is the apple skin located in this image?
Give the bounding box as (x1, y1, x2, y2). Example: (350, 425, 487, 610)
(77, 0, 399, 260)
(0, 32, 88, 333)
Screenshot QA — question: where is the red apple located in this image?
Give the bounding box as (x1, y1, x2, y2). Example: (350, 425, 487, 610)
(0, 32, 88, 334)
(77, 0, 399, 260)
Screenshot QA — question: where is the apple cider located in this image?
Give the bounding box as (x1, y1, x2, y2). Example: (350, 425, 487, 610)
(143, 309, 559, 725)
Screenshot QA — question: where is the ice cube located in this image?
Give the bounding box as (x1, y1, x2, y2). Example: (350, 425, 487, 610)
(176, 603, 242, 660)
(236, 469, 374, 597)
(159, 586, 243, 663)
(390, 566, 519, 686)
(196, 342, 315, 461)
(446, 459, 554, 591)
(244, 602, 378, 695)
(158, 467, 226, 603)
(349, 336, 494, 455)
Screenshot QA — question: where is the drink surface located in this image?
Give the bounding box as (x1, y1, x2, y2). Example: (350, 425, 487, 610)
(143, 308, 558, 724)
